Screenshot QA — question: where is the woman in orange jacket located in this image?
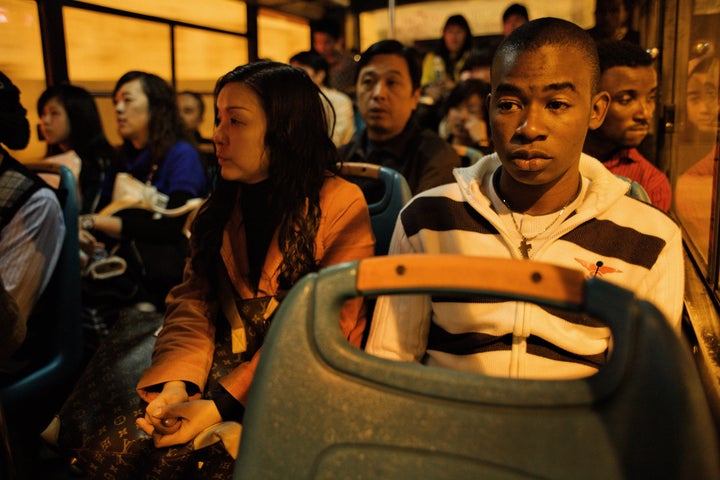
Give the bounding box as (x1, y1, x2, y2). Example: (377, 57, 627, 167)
(135, 61, 375, 450)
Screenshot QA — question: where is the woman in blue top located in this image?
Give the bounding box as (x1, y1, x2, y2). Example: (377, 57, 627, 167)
(81, 71, 207, 309)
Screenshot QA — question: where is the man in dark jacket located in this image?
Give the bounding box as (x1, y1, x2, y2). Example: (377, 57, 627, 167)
(339, 39, 460, 201)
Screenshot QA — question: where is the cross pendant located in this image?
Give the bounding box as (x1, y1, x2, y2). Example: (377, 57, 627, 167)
(520, 238, 532, 259)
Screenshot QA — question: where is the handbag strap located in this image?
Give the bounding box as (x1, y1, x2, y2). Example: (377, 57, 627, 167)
(99, 196, 203, 217)
(217, 270, 279, 355)
(148, 197, 204, 217)
(218, 271, 248, 355)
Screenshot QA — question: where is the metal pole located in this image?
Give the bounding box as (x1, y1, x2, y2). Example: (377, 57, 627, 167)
(388, 0, 395, 39)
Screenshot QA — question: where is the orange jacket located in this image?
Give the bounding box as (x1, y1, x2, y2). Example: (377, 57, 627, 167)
(137, 175, 374, 403)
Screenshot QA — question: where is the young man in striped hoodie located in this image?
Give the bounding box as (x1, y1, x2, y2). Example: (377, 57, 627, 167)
(365, 18, 683, 380)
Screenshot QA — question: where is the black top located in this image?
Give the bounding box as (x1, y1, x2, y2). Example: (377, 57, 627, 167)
(339, 116, 460, 201)
(241, 179, 277, 291)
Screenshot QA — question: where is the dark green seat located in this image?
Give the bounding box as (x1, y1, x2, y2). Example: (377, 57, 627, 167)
(235, 255, 719, 480)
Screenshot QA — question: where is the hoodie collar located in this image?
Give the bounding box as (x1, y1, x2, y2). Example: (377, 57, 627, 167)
(454, 152, 630, 218)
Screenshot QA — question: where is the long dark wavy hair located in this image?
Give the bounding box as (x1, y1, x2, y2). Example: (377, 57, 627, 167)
(112, 71, 189, 179)
(37, 84, 115, 213)
(191, 61, 340, 291)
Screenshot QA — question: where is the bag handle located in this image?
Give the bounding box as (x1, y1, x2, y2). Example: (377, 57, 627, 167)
(217, 270, 279, 355)
(99, 197, 203, 217)
(217, 270, 249, 355)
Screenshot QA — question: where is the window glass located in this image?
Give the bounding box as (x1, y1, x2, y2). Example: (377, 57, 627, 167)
(175, 27, 248, 141)
(258, 8, 310, 62)
(673, 7, 720, 269)
(82, 0, 247, 32)
(358, 0, 593, 50)
(0, 0, 46, 161)
(65, 7, 172, 90)
(64, 7, 173, 147)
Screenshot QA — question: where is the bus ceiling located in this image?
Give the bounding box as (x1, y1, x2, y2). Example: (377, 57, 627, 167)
(244, 0, 420, 19)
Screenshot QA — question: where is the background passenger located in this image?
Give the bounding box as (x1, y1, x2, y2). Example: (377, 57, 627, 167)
(177, 90, 212, 147)
(587, 0, 640, 44)
(0, 71, 64, 364)
(366, 18, 683, 380)
(290, 50, 356, 146)
(80, 71, 207, 311)
(684, 55, 720, 148)
(37, 84, 115, 214)
(674, 55, 719, 259)
(583, 40, 671, 211)
(311, 17, 357, 97)
(502, 3, 529, 36)
(457, 50, 491, 83)
(420, 14, 474, 106)
(339, 39, 460, 201)
(439, 79, 492, 163)
(177, 90, 217, 189)
(131, 61, 373, 470)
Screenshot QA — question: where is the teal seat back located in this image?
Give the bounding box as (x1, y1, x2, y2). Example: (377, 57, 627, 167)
(615, 174, 651, 204)
(340, 162, 411, 256)
(235, 255, 719, 480)
(452, 144, 484, 166)
(1, 163, 82, 435)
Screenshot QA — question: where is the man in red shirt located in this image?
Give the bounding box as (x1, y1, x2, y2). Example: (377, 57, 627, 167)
(583, 40, 671, 211)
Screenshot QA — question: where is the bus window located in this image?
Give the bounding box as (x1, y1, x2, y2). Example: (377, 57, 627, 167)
(53, 3, 251, 149)
(673, 6, 720, 272)
(65, 8, 172, 90)
(357, 1, 594, 51)
(64, 7, 172, 147)
(175, 27, 248, 142)
(80, 0, 247, 32)
(258, 8, 310, 61)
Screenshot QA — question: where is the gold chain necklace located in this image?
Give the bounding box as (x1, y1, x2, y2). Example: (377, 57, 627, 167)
(493, 169, 574, 259)
(500, 200, 567, 258)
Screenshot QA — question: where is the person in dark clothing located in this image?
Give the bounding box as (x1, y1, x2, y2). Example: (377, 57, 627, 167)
(37, 84, 115, 214)
(80, 71, 207, 310)
(311, 17, 358, 97)
(177, 90, 217, 190)
(177, 90, 212, 146)
(339, 39, 460, 202)
(0, 71, 64, 362)
(587, 0, 640, 44)
(502, 3, 529, 36)
(439, 79, 493, 163)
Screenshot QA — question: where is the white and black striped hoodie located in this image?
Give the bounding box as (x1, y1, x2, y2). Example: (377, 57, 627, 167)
(365, 153, 683, 379)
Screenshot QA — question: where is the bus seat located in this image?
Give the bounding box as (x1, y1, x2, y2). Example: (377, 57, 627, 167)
(339, 162, 412, 256)
(1, 163, 83, 437)
(615, 174, 651, 204)
(452, 144, 484, 166)
(234, 255, 720, 480)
